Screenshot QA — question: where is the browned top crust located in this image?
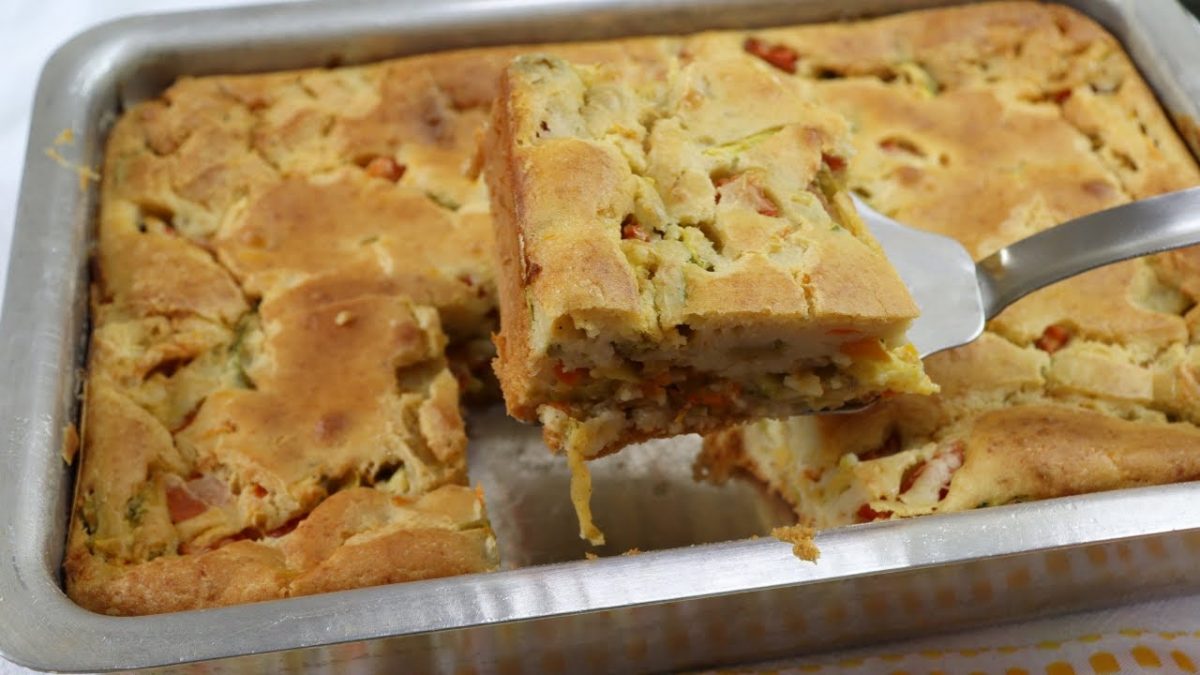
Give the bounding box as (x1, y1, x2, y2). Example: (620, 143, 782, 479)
(215, 173, 496, 337)
(77, 37, 679, 615)
(702, 2, 1200, 525)
(71, 255, 496, 613)
(67, 484, 494, 616)
(485, 53, 931, 470)
(492, 54, 917, 340)
(78, 34, 696, 615)
(78, 0, 1200, 610)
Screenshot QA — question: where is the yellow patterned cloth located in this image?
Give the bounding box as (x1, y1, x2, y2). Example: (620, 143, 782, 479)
(718, 628, 1200, 674)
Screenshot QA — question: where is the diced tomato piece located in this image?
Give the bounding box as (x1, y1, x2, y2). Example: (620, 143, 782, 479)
(166, 484, 208, 523)
(186, 474, 231, 506)
(621, 216, 650, 241)
(712, 175, 733, 204)
(522, 259, 542, 285)
(715, 174, 780, 216)
(553, 361, 587, 386)
(822, 152, 847, 172)
(937, 446, 964, 501)
(899, 441, 965, 501)
(1034, 324, 1072, 354)
(744, 37, 799, 74)
(1051, 88, 1072, 104)
(899, 460, 928, 495)
(364, 156, 406, 182)
(746, 182, 778, 217)
(251, 484, 268, 498)
(856, 503, 892, 523)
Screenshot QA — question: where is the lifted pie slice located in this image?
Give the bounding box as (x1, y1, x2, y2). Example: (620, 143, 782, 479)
(485, 53, 934, 542)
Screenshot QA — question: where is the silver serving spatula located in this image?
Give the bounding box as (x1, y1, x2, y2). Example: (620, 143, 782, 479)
(859, 187, 1200, 359)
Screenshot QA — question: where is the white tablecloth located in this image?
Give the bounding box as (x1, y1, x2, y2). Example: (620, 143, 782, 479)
(2, 1, 1198, 673)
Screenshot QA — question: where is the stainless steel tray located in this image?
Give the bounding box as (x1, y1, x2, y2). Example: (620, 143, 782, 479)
(3, 0, 1200, 672)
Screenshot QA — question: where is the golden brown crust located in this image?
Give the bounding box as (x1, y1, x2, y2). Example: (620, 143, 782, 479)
(76, 32, 690, 616)
(99, 58, 500, 340)
(705, 2, 1200, 527)
(174, 274, 466, 512)
(714, 402, 1200, 529)
(96, 213, 248, 325)
(484, 63, 538, 421)
(77, 0, 1200, 608)
(73, 50, 519, 613)
(67, 541, 290, 616)
(71, 256, 494, 610)
(68, 486, 494, 615)
(943, 406, 1200, 511)
(214, 172, 495, 339)
(70, 272, 495, 614)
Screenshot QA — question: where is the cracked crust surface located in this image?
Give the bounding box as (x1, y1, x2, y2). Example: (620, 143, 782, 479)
(75, 1, 1200, 606)
(486, 53, 932, 452)
(71, 54, 515, 615)
(73, 35, 696, 614)
(701, 2, 1200, 528)
(73, 247, 497, 613)
(68, 484, 495, 616)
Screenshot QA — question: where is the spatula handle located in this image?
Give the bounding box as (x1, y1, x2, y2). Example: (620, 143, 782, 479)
(976, 187, 1200, 318)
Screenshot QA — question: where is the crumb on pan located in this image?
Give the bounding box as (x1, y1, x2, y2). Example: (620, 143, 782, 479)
(771, 525, 819, 562)
(61, 423, 80, 465)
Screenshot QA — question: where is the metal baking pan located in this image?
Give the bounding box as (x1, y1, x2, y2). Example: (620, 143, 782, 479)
(3, 0, 1200, 671)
